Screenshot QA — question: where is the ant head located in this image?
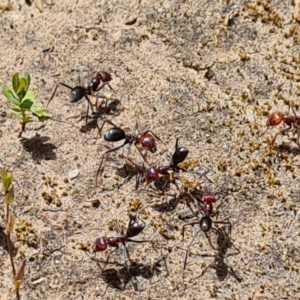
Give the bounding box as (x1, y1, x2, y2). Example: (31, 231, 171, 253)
(127, 216, 146, 237)
(70, 86, 86, 102)
(104, 127, 126, 142)
(138, 133, 157, 153)
(97, 71, 112, 83)
(143, 166, 159, 183)
(202, 192, 217, 203)
(172, 146, 189, 165)
(266, 112, 283, 127)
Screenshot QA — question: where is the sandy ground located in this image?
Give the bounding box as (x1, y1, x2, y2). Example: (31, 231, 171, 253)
(1, 0, 300, 299)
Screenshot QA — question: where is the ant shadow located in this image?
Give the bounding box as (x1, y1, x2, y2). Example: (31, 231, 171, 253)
(80, 99, 122, 133)
(272, 142, 300, 156)
(0, 225, 18, 256)
(99, 260, 163, 295)
(191, 228, 242, 283)
(149, 193, 181, 213)
(20, 134, 57, 161)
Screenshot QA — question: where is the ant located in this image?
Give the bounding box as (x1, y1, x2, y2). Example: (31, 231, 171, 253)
(95, 121, 162, 185)
(261, 106, 300, 148)
(121, 138, 210, 190)
(182, 192, 232, 270)
(93, 215, 152, 267)
(46, 71, 113, 129)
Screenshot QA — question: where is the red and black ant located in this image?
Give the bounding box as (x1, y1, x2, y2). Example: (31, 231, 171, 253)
(182, 192, 232, 270)
(93, 215, 152, 266)
(46, 71, 113, 129)
(261, 106, 300, 148)
(121, 138, 210, 190)
(95, 121, 162, 185)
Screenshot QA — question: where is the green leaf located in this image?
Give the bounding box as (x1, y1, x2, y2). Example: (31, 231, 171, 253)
(24, 72, 30, 88)
(3, 85, 20, 105)
(9, 108, 23, 116)
(1, 168, 13, 191)
(17, 77, 30, 100)
(20, 99, 34, 109)
(42, 111, 51, 117)
(23, 116, 33, 123)
(12, 73, 20, 93)
(37, 115, 51, 122)
(23, 90, 35, 102)
(30, 106, 42, 116)
(31, 106, 51, 120)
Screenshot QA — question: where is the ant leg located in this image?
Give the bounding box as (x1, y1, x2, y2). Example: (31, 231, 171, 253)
(95, 119, 117, 138)
(113, 219, 132, 264)
(107, 83, 115, 93)
(291, 105, 299, 118)
(182, 224, 202, 270)
(84, 94, 94, 131)
(133, 144, 148, 163)
(188, 190, 203, 208)
(212, 220, 232, 237)
(190, 263, 214, 282)
(260, 126, 271, 138)
(294, 122, 300, 148)
(46, 82, 73, 109)
(96, 82, 115, 94)
(203, 231, 220, 251)
(176, 167, 213, 183)
(121, 158, 145, 190)
(95, 141, 129, 186)
(93, 94, 108, 113)
(144, 130, 165, 144)
(95, 250, 113, 271)
(135, 172, 142, 190)
(100, 119, 120, 129)
(271, 125, 291, 145)
(227, 266, 242, 282)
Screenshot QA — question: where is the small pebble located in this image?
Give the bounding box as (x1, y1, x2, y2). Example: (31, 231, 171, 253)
(68, 169, 79, 180)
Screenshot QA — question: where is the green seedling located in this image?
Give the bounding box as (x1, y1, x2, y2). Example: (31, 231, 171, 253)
(2, 72, 50, 137)
(1, 168, 26, 300)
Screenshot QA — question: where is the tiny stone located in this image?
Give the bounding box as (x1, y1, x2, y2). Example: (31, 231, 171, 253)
(68, 169, 79, 180)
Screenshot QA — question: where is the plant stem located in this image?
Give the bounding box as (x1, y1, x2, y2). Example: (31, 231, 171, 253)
(18, 110, 26, 137)
(18, 122, 25, 138)
(5, 203, 20, 300)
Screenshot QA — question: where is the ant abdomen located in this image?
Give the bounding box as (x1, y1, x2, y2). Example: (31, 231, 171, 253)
(200, 216, 212, 232)
(70, 86, 86, 102)
(172, 147, 189, 165)
(126, 219, 146, 237)
(104, 128, 126, 142)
